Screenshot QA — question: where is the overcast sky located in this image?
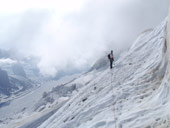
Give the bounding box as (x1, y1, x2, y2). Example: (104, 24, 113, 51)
(0, 0, 170, 77)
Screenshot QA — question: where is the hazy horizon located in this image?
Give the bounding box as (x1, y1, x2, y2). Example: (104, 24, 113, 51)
(0, 0, 170, 77)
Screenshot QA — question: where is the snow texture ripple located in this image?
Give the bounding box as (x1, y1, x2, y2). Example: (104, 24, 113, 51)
(38, 11, 170, 128)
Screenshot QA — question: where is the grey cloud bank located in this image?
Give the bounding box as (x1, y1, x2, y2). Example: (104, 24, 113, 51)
(0, 0, 170, 77)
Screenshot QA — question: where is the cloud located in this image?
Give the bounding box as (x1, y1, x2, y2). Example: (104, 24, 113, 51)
(0, 0, 170, 77)
(0, 10, 51, 52)
(0, 58, 17, 64)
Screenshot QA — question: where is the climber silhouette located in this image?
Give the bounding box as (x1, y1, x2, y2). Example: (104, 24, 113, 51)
(108, 50, 114, 69)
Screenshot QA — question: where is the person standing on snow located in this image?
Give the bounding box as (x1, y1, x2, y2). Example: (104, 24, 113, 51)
(108, 50, 114, 69)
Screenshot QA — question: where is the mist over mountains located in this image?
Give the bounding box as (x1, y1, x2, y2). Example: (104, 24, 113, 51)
(0, 0, 170, 78)
(1, 0, 170, 128)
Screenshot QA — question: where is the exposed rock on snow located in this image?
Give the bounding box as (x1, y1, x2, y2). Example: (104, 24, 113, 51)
(0, 68, 11, 96)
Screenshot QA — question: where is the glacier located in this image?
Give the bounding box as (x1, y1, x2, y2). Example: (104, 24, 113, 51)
(36, 9, 170, 128)
(1, 6, 170, 128)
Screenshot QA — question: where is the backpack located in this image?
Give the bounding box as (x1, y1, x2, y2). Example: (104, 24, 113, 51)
(108, 54, 110, 59)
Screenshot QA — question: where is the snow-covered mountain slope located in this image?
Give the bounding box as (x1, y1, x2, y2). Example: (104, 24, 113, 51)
(37, 12, 170, 128)
(0, 72, 87, 128)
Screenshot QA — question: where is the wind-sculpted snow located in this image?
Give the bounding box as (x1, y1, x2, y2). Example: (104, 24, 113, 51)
(38, 13, 170, 128)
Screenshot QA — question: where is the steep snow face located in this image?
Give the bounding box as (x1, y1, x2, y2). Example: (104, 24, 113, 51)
(38, 14, 170, 128)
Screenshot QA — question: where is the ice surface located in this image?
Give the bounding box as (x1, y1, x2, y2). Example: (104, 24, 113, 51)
(37, 11, 170, 128)
(2, 7, 170, 128)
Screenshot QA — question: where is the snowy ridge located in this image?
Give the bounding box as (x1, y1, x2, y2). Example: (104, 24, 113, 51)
(38, 13, 170, 128)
